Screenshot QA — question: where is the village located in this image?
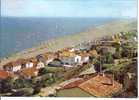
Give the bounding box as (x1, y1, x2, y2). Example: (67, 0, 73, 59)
(0, 30, 137, 97)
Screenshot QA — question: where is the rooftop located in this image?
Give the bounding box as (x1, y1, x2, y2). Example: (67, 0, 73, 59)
(89, 50, 99, 57)
(78, 74, 122, 97)
(0, 70, 14, 79)
(20, 67, 38, 77)
(60, 51, 76, 57)
(79, 66, 96, 76)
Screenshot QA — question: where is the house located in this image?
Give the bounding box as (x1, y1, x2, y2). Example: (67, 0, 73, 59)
(26, 60, 34, 68)
(79, 52, 90, 64)
(36, 54, 46, 62)
(78, 74, 122, 97)
(3, 62, 13, 72)
(0, 70, 10, 79)
(75, 55, 82, 64)
(59, 51, 75, 65)
(23, 59, 34, 69)
(48, 59, 63, 67)
(36, 61, 45, 69)
(7, 59, 23, 72)
(44, 52, 57, 65)
(89, 49, 99, 58)
(20, 67, 39, 79)
(13, 62, 22, 72)
(0, 70, 14, 79)
(24, 57, 37, 69)
(63, 47, 75, 52)
(69, 48, 75, 52)
(59, 51, 82, 66)
(3, 58, 38, 72)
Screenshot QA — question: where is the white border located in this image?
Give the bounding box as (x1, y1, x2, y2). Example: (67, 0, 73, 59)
(1, 0, 138, 100)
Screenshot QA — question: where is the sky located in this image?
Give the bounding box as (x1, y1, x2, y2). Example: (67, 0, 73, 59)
(1, 0, 137, 18)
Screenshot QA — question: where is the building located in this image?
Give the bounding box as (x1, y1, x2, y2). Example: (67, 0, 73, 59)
(2, 58, 38, 72)
(44, 52, 57, 65)
(89, 49, 99, 58)
(78, 74, 122, 97)
(59, 51, 82, 67)
(36, 54, 46, 62)
(3, 62, 13, 72)
(3, 59, 24, 72)
(47, 58, 63, 67)
(25, 60, 34, 69)
(0, 70, 14, 79)
(12, 61, 22, 72)
(36, 61, 45, 69)
(79, 52, 90, 64)
(20, 67, 39, 79)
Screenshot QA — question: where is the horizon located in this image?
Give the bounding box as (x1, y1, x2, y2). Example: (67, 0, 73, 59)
(1, 16, 137, 19)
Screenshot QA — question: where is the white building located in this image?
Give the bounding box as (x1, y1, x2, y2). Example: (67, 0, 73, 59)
(75, 55, 82, 64)
(82, 56, 90, 63)
(12, 65, 22, 72)
(26, 61, 34, 68)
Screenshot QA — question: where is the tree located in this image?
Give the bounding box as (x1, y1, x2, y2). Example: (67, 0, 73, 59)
(105, 52, 114, 64)
(13, 78, 32, 89)
(38, 67, 49, 76)
(1, 77, 14, 93)
(114, 44, 122, 59)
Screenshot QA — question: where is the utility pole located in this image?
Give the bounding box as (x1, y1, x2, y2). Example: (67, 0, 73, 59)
(99, 56, 102, 74)
(112, 72, 114, 86)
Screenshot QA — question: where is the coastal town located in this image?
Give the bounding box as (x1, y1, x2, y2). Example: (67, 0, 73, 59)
(0, 30, 137, 97)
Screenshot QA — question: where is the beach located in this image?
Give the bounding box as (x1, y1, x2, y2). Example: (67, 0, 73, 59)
(0, 19, 136, 67)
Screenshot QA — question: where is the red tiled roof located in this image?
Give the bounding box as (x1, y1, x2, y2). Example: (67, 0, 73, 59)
(20, 67, 38, 77)
(62, 79, 84, 89)
(12, 59, 26, 66)
(0, 70, 14, 79)
(3, 62, 13, 67)
(78, 74, 122, 97)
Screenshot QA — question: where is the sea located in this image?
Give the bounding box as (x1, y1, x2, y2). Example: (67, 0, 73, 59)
(0, 17, 117, 58)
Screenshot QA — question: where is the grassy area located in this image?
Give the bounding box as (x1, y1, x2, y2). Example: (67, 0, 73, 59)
(103, 60, 132, 72)
(45, 66, 65, 73)
(56, 87, 93, 97)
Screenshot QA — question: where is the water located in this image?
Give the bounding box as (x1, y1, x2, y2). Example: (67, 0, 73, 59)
(0, 17, 116, 58)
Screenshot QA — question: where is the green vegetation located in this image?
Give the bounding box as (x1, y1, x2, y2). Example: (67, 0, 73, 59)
(103, 60, 132, 72)
(56, 88, 92, 97)
(45, 66, 65, 73)
(103, 52, 114, 64)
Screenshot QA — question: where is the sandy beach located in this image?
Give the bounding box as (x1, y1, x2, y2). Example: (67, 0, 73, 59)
(0, 20, 136, 67)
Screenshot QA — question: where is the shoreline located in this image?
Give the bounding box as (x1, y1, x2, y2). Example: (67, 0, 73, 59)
(0, 19, 136, 67)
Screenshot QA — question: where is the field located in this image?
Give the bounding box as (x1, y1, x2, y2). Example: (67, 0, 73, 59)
(56, 87, 93, 97)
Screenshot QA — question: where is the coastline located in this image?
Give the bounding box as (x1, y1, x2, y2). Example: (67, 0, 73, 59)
(0, 19, 137, 67)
